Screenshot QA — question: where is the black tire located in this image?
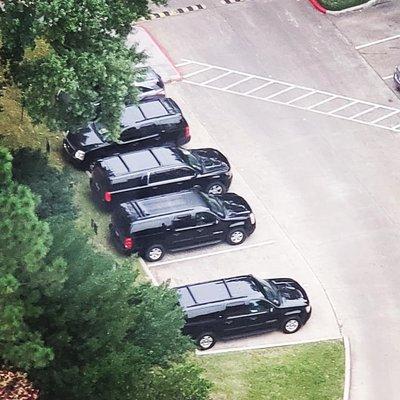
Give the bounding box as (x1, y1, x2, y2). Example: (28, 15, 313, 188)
(282, 317, 302, 334)
(143, 244, 166, 262)
(197, 332, 216, 351)
(205, 181, 226, 196)
(226, 227, 247, 246)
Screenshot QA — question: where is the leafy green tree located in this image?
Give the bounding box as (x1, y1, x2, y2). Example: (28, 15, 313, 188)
(12, 148, 77, 220)
(0, 0, 165, 139)
(0, 147, 66, 370)
(32, 218, 209, 400)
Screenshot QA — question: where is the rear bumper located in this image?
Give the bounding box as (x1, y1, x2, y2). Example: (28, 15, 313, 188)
(108, 223, 134, 255)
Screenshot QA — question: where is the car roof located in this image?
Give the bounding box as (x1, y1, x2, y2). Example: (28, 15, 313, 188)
(98, 147, 185, 179)
(176, 276, 265, 318)
(128, 190, 207, 219)
(120, 98, 177, 127)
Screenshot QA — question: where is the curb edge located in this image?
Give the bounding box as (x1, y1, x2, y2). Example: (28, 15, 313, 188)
(195, 335, 343, 356)
(135, 25, 182, 83)
(343, 335, 351, 400)
(138, 257, 159, 286)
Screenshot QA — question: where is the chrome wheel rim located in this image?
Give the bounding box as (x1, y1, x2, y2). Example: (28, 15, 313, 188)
(285, 319, 299, 333)
(148, 247, 163, 261)
(208, 184, 223, 195)
(199, 335, 214, 349)
(230, 231, 244, 244)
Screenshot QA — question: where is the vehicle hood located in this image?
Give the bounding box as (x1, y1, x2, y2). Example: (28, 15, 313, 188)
(219, 193, 251, 218)
(66, 124, 105, 150)
(269, 278, 309, 308)
(192, 148, 230, 174)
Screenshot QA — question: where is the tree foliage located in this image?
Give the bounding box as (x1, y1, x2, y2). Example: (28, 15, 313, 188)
(0, 0, 165, 138)
(0, 147, 66, 370)
(12, 148, 76, 220)
(32, 218, 209, 400)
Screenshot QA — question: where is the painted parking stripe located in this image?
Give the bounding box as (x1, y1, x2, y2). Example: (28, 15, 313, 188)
(355, 34, 400, 50)
(201, 71, 232, 85)
(383, 75, 393, 80)
(146, 240, 275, 267)
(178, 59, 400, 133)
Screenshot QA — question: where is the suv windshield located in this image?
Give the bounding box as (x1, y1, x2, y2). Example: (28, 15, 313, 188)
(200, 192, 225, 217)
(260, 279, 281, 306)
(178, 148, 202, 171)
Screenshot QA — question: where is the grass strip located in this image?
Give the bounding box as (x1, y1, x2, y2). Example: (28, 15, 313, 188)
(198, 340, 344, 400)
(319, 0, 369, 10)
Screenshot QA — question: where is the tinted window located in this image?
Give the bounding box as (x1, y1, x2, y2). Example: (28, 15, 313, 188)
(172, 214, 194, 229)
(139, 101, 169, 119)
(174, 167, 195, 179)
(190, 281, 229, 305)
(227, 277, 261, 298)
(247, 300, 270, 313)
(195, 212, 216, 225)
(224, 304, 249, 317)
(120, 127, 137, 141)
(149, 170, 177, 183)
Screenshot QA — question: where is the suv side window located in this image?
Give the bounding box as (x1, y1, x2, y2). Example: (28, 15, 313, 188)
(174, 167, 195, 179)
(120, 127, 138, 142)
(195, 212, 217, 226)
(224, 304, 249, 317)
(247, 300, 270, 313)
(149, 170, 176, 184)
(172, 214, 194, 230)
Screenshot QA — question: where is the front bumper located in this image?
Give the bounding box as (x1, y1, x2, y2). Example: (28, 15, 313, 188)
(62, 139, 85, 167)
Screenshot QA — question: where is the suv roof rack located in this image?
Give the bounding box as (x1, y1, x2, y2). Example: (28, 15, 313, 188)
(176, 275, 261, 309)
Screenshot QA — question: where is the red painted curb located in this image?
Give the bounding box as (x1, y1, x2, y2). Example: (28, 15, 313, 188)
(308, 0, 327, 13)
(137, 25, 182, 82)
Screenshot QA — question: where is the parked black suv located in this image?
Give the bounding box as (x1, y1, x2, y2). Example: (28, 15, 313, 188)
(63, 97, 190, 168)
(176, 275, 312, 350)
(109, 189, 256, 261)
(90, 146, 232, 208)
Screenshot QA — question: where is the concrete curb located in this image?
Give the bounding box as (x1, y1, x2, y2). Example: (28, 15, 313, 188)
(138, 257, 159, 286)
(133, 25, 181, 83)
(195, 335, 343, 356)
(343, 335, 351, 400)
(140, 4, 206, 20)
(308, 0, 381, 15)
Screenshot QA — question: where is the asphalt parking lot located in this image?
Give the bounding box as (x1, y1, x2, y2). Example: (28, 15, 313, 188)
(139, 0, 400, 398)
(331, 1, 400, 94)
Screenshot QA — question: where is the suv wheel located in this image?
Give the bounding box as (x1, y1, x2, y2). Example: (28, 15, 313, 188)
(282, 317, 301, 334)
(197, 332, 216, 350)
(144, 244, 165, 262)
(227, 228, 246, 245)
(206, 181, 226, 196)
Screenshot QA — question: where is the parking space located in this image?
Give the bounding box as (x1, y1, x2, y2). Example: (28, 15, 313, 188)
(331, 0, 400, 93)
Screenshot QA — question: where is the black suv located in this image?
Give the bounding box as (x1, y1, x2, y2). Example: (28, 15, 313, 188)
(109, 189, 256, 261)
(90, 146, 232, 208)
(176, 275, 312, 350)
(63, 97, 190, 168)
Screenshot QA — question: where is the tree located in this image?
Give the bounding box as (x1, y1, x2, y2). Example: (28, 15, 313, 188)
(0, 147, 66, 370)
(32, 218, 209, 400)
(0, 0, 165, 139)
(12, 148, 77, 220)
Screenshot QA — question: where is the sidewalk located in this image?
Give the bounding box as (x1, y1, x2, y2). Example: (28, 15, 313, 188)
(127, 26, 181, 83)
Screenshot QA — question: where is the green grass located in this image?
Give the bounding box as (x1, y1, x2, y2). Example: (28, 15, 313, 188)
(319, 0, 369, 10)
(198, 340, 344, 400)
(70, 168, 144, 277)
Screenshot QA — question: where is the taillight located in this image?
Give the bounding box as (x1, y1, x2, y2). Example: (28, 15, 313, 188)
(184, 125, 190, 139)
(104, 192, 112, 202)
(123, 237, 133, 250)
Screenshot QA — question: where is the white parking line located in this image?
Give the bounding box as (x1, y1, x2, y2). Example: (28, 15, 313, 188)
(370, 110, 400, 124)
(201, 71, 232, 85)
(179, 59, 400, 132)
(146, 240, 275, 267)
(383, 75, 393, 80)
(183, 66, 213, 78)
(355, 34, 400, 50)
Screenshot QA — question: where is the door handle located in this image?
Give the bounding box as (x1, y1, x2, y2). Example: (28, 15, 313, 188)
(250, 316, 258, 321)
(225, 320, 233, 325)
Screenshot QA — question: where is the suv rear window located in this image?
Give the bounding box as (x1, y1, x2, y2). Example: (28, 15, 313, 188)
(139, 101, 169, 119)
